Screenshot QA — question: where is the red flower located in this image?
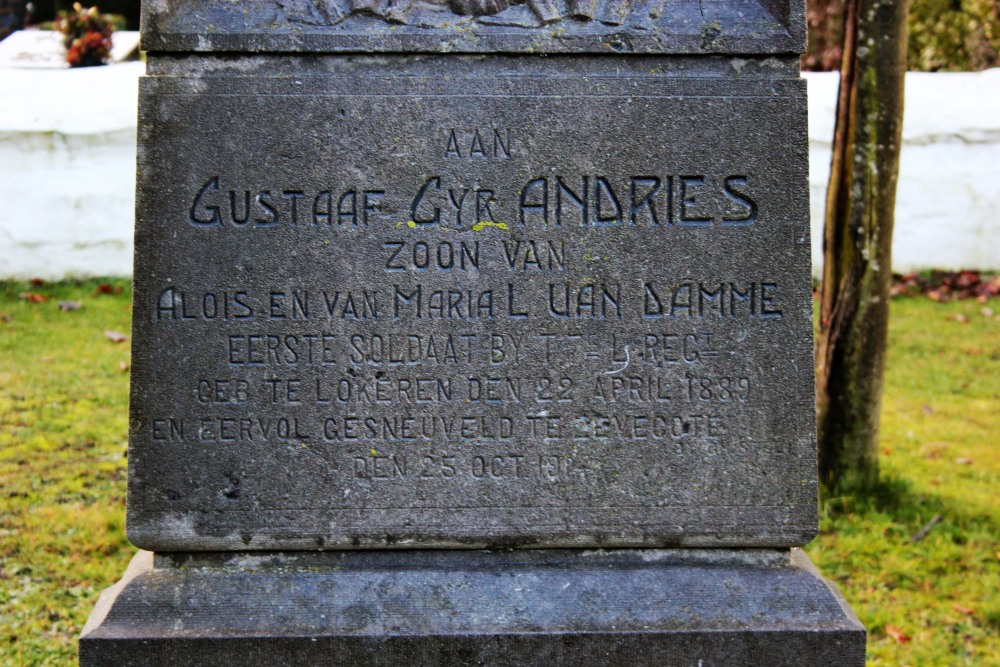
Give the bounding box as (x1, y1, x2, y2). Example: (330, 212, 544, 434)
(66, 29, 112, 67)
(57, 4, 115, 68)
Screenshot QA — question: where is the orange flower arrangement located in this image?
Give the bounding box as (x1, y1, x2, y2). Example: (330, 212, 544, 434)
(56, 3, 114, 68)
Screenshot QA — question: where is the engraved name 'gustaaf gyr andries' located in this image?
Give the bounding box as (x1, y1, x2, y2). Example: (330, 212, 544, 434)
(188, 174, 758, 229)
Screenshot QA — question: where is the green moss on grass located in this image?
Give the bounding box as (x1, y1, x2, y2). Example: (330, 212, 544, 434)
(0, 279, 134, 666)
(806, 296, 1000, 665)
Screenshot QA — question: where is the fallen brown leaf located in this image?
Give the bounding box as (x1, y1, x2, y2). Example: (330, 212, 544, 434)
(892, 270, 1000, 301)
(93, 283, 123, 296)
(104, 330, 128, 343)
(922, 442, 949, 459)
(952, 604, 974, 616)
(29, 278, 46, 286)
(58, 301, 83, 312)
(955, 458, 973, 465)
(885, 625, 911, 643)
(949, 313, 969, 323)
(19, 292, 47, 303)
(927, 289, 948, 303)
(956, 270, 979, 288)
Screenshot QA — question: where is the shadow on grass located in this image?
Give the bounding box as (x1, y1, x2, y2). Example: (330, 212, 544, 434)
(819, 473, 1000, 630)
(821, 474, 923, 518)
(821, 473, 996, 533)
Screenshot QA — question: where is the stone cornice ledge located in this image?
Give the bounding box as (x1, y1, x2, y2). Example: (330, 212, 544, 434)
(140, 0, 805, 55)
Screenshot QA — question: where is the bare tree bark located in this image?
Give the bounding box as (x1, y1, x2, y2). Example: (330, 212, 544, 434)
(816, 0, 908, 493)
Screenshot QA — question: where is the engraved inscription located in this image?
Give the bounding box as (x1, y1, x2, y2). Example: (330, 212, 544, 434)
(385, 241, 481, 272)
(185, 174, 757, 232)
(159, 281, 783, 326)
(131, 80, 815, 549)
(189, 177, 385, 228)
(445, 128, 513, 159)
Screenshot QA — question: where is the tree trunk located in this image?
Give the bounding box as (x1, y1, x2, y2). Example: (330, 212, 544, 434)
(816, 0, 908, 493)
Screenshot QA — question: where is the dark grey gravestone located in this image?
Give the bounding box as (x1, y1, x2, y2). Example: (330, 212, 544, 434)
(81, 0, 865, 664)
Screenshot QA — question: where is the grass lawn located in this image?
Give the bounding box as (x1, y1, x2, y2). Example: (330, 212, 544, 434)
(807, 291, 1000, 665)
(0, 279, 997, 666)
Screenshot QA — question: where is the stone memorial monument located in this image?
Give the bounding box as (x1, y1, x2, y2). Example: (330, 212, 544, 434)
(80, 0, 865, 664)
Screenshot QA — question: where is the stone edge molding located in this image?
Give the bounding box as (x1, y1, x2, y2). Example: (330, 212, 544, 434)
(139, 0, 805, 54)
(80, 548, 865, 666)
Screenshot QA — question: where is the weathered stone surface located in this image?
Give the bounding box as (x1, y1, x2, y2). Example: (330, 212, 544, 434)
(80, 548, 865, 666)
(139, 0, 804, 54)
(85, 3, 866, 664)
(127, 53, 815, 551)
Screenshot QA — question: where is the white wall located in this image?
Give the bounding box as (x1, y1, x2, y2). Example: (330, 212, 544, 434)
(0, 63, 140, 280)
(0, 64, 998, 280)
(806, 69, 1000, 275)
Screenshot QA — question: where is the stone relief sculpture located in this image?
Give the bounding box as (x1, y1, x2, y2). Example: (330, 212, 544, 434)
(277, 0, 659, 28)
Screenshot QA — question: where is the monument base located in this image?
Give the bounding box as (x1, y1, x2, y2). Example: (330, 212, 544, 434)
(80, 548, 864, 666)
